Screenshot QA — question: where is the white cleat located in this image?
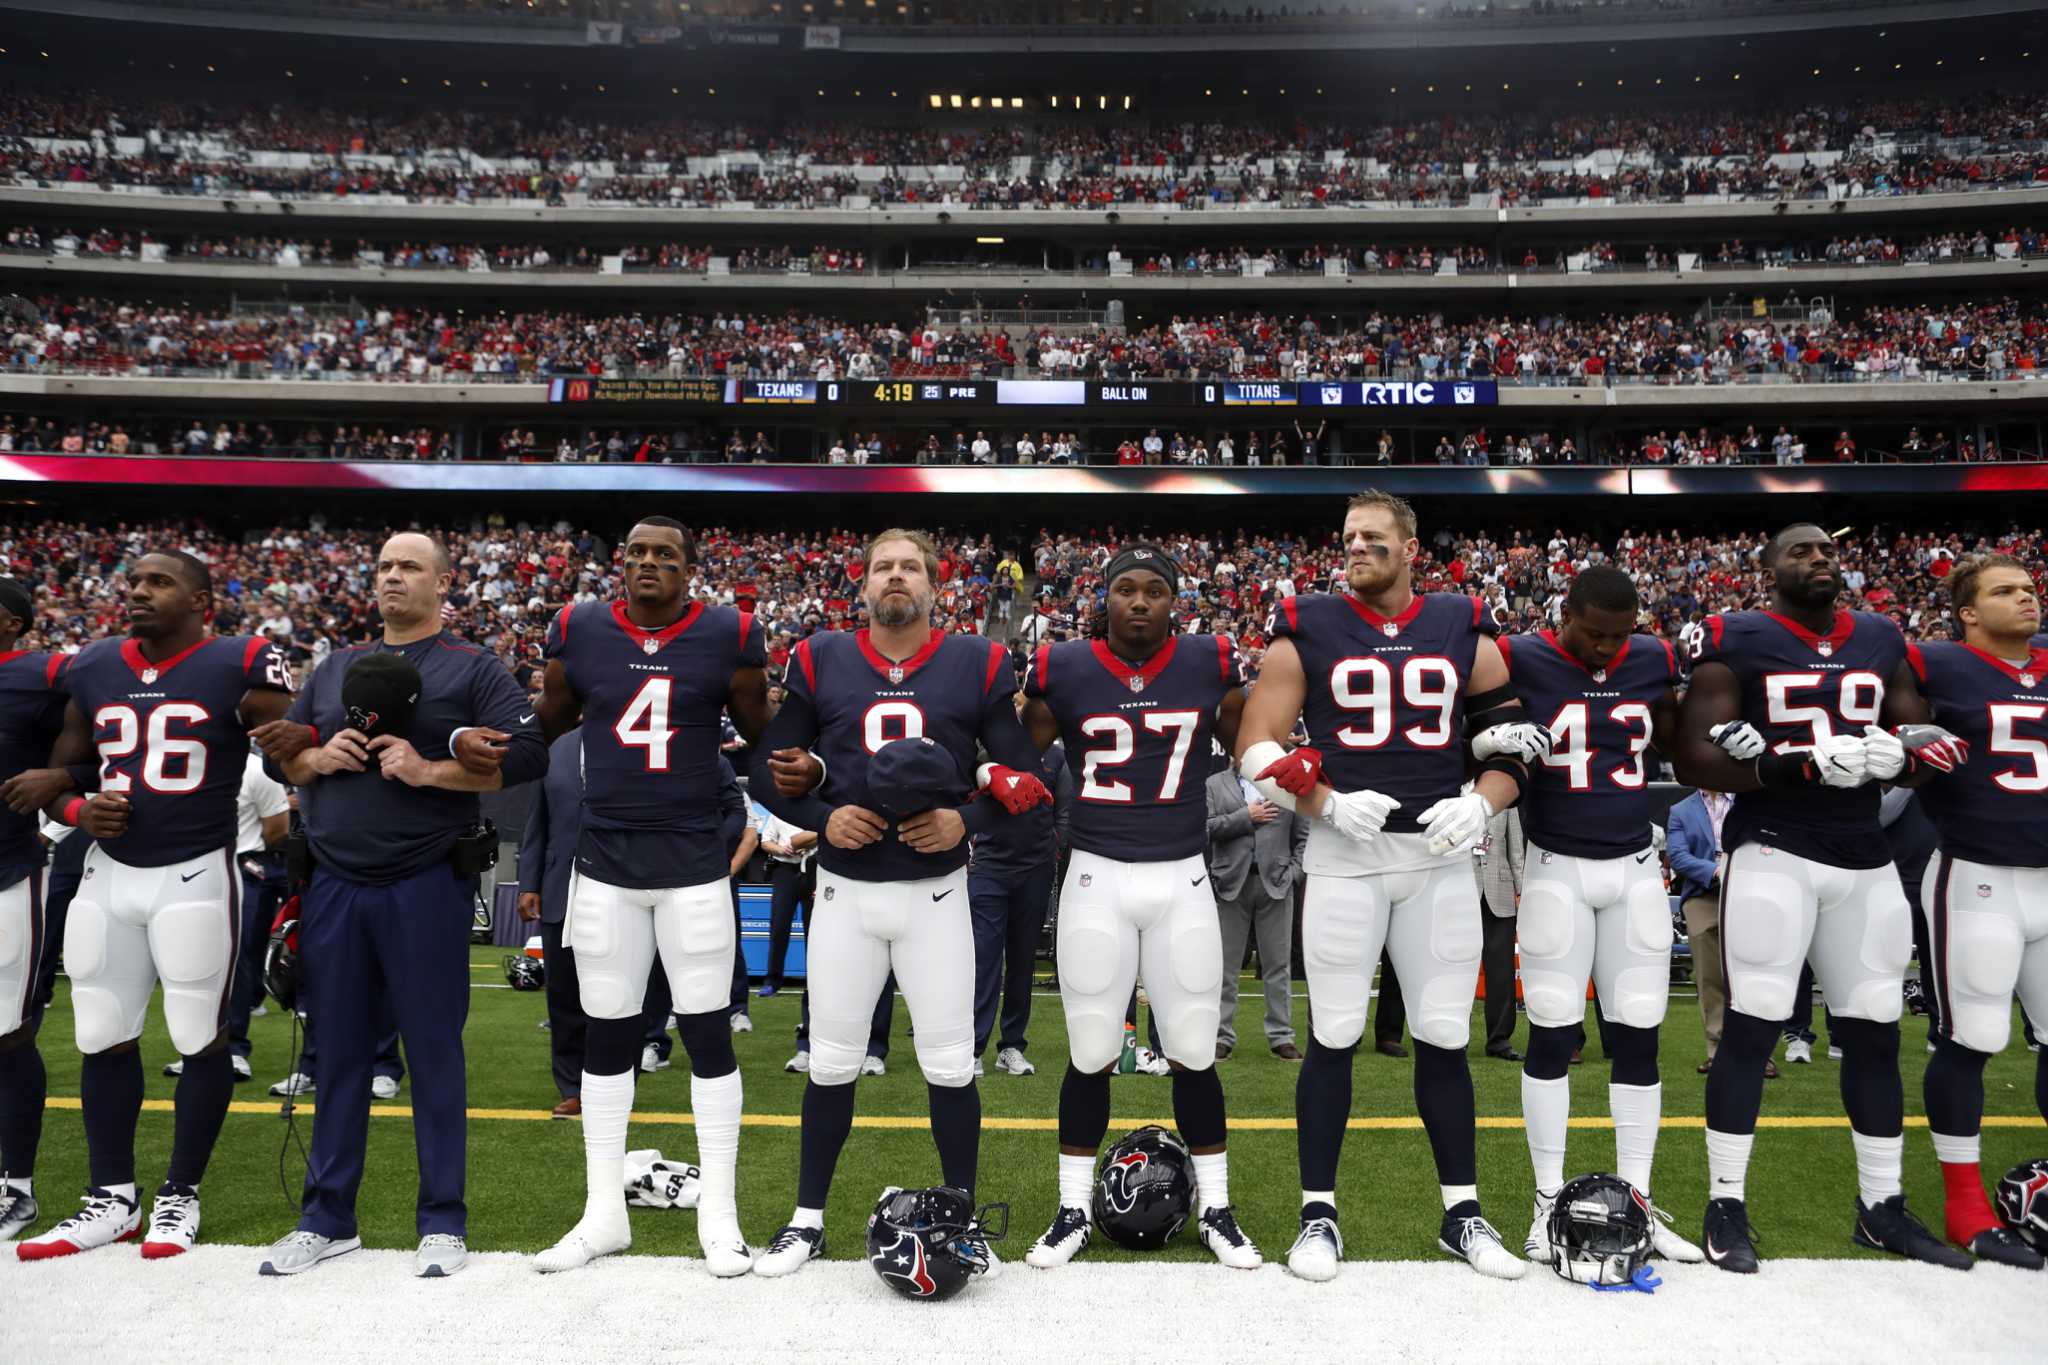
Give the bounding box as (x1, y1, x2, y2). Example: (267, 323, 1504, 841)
(752, 1223, 825, 1277)
(231, 1054, 253, 1081)
(860, 1055, 886, 1077)
(16, 1188, 140, 1261)
(995, 1047, 1036, 1076)
(1786, 1039, 1813, 1064)
(0, 1187, 39, 1242)
(640, 1045, 670, 1074)
(1649, 1204, 1706, 1263)
(372, 1076, 400, 1100)
(535, 1219, 630, 1273)
(730, 1014, 753, 1034)
(415, 1233, 467, 1278)
(269, 1072, 315, 1097)
(699, 1217, 753, 1278)
(1525, 1192, 1555, 1263)
(141, 1184, 202, 1259)
(1024, 1205, 1093, 1268)
(1286, 1215, 1343, 1281)
(258, 1229, 360, 1276)
(1440, 1209, 1527, 1280)
(785, 1050, 810, 1074)
(1197, 1206, 1264, 1269)
(962, 1233, 1001, 1281)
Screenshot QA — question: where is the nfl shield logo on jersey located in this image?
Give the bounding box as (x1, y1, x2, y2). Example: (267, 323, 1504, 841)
(141, 667, 158, 683)
(1079, 874, 1092, 888)
(1816, 642, 1834, 657)
(1382, 623, 1400, 638)
(889, 667, 906, 684)
(1128, 676, 1146, 693)
(823, 886, 835, 901)
(641, 638, 660, 655)
(1978, 884, 1994, 899)
(2023, 672, 2037, 688)
(1592, 669, 1607, 683)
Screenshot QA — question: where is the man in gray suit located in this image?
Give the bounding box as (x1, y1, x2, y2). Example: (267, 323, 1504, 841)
(517, 729, 587, 1119)
(1206, 765, 1309, 1060)
(1472, 803, 1525, 1063)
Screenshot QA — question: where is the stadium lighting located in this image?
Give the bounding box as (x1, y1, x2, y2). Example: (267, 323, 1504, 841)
(950, 94, 962, 108)
(1098, 95, 1107, 109)
(931, 95, 943, 108)
(971, 96, 982, 108)
(976, 236, 1005, 244)
(1122, 96, 1131, 110)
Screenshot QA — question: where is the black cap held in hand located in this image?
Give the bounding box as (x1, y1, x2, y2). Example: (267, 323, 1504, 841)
(863, 736, 967, 821)
(342, 652, 422, 740)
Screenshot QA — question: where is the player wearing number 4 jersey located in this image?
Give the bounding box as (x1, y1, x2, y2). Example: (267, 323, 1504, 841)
(1018, 544, 1260, 1272)
(532, 517, 773, 1277)
(1676, 522, 1967, 1275)
(17, 552, 293, 1262)
(1236, 491, 1534, 1284)
(1901, 555, 2048, 1270)
(1497, 566, 1702, 1269)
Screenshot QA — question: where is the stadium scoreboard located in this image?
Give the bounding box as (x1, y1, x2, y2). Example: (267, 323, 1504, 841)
(548, 377, 1499, 409)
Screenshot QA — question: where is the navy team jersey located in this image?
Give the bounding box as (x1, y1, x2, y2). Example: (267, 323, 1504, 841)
(754, 628, 1038, 884)
(546, 599, 765, 890)
(1271, 591, 1484, 834)
(68, 635, 290, 868)
(1500, 630, 1678, 860)
(1690, 609, 1906, 870)
(0, 650, 71, 875)
(1907, 640, 2048, 868)
(1026, 635, 1241, 861)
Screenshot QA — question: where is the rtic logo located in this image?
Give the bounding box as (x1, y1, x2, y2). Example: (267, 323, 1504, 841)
(870, 1230, 939, 1296)
(1100, 1151, 1150, 1215)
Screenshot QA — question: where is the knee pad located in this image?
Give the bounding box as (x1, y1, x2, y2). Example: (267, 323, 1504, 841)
(1156, 1002, 1220, 1070)
(1722, 872, 1804, 1021)
(1947, 909, 2023, 998)
(577, 964, 642, 1021)
(72, 988, 143, 1056)
(916, 1041, 976, 1089)
(1523, 1023, 1577, 1081)
(1066, 1009, 1125, 1075)
(807, 1037, 865, 1087)
(1309, 999, 1367, 1051)
(1946, 998, 2014, 1056)
(1837, 886, 1912, 1023)
(1605, 1023, 1659, 1087)
(1520, 967, 1583, 1031)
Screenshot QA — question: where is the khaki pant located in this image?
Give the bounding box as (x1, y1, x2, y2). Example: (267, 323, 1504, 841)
(1683, 894, 1725, 1059)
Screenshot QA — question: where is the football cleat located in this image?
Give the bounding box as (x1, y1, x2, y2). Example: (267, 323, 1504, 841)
(0, 1188, 39, 1241)
(1285, 1215, 1343, 1282)
(140, 1183, 201, 1259)
(996, 1048, 1036, 1076)
(1703, 1197, 1760, 1273)
(16, 1188, 140, 1260)
(751, 1224, 826, 1277)
(269, 1072, 315, 1097)
(1525, 1192, 1555, 1262)
(1968, 1226, 2045, 1271)
(785, 1050, 810, 1074)
(162, 1059, 184, 1077)
(861, 1055, 886, 1077)
(372, 1075, 400, 1100)
(958, 1231, 1001, 1281)
(730, 1014, 753, 1034)
(1024, 1205, 1093, 1268)
(258, 1229, 361, 1276)
(1785, 1039, 1812, 1064)
(415, 1233, 467, 1278)
(231, 1054, 252, 1081)
(1647, 1203, 1705, 1262)
(1439, 1207, 1526, 1280)
(1197, 1206, 1263, 1269)
(1853, 1194, 1973, 1271)
(698, 1216, 753, 1278)
(640, 1045, 670, 1074)
(535, 1218, 630, 1273)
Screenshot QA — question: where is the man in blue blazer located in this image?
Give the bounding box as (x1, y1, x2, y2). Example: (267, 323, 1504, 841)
(518, 730, 587, 1119)
(1666, 787, 1772, 1078)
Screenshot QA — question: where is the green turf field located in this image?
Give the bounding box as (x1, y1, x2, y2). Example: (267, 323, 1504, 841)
(20, 950, 2046, 1265)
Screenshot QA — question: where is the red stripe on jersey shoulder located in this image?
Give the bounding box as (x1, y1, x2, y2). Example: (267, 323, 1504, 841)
(794, 637, 817, 692)
(1905, 640, 1927, 682)
(241, 637, 267, 671)
(1706, 614, 1725, 650)
(1496, 633, 1513, 669)
(46, 652, 69, 686)
(1280, 596, 1300, 632)
(435, 636, 483, 656)
(1660, 637, 1679, 681)
(738, 609, 754, 660)
(1214, 633, 1231, 681)
(1959, 642, 2048, 685)
(554, 603, 574, 642)
(0, 650, 26, 669)
(1034, 642, 1051, 690)
(984, 638, 1006, 695)
(1471, 594, 1484, 628)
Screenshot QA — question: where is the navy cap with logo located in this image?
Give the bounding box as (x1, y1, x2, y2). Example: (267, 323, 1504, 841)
(341, 651, 422, 740)
(864, 736, 967, 821)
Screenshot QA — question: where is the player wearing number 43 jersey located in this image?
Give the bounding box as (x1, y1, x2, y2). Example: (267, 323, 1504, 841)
(1677, 522, 1968, 1275)
(1017, 544, 1261, 1272)
(1496, 566, 1702, 1269)
(17, 552, 293, 1263)
(1236, 491, 1535, 1284)
(532, 517, 773, 1277)
(748, 528, 1049, 1280)
(1900, 554, 2048, 1270)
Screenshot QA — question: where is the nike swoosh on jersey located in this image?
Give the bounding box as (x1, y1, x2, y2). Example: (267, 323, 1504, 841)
(932, 889, 953, 902)
(518, 714, 536, 725)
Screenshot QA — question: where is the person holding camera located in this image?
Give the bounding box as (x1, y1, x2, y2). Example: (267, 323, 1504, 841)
(254, 533, 546, 1279)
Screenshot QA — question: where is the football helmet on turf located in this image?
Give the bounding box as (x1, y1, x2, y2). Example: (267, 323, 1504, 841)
(503, 954, 544, 990)
(1994, 1159, 2048, 1252)
(1094, 1125, 1194, 1250)
(865, 1186, 1007, 1301)
(1546, 1173, 1653, 1285)
(264, 897, 302, 1011)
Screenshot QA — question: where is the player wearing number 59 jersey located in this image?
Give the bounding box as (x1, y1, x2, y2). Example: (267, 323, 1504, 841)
(1496, 567, 1702, 1270)
(1900, 555, 2048, 1269)
(1676, 522, 1966, 1275)
(532, 517, 772, 1278)
(1017, 545, 1261, 1272)
(18, 551, 292, 1263)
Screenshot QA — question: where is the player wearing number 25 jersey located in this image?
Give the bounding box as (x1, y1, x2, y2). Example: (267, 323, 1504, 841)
(1676, 522, 1964, 1276)
(1496, 566, 1701, 1270)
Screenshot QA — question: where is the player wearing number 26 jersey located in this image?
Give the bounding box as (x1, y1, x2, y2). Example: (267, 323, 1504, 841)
(1496, 566, 1701, 1270)
(1676, 522, 1965, 1276)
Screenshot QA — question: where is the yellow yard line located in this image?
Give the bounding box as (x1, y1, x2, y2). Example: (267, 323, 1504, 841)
(39, 1098, 2043, 1131)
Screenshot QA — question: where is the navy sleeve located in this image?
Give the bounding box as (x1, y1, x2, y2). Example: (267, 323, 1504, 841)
(516, 771, 549, 892)
(470, 651, 548, 787)
(718, 756, 748, 851)
(959, 661, 1043, 837)
(749, 670, 836, 834)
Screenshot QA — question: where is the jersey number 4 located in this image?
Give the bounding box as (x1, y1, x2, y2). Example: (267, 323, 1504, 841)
(96, 703, 209, 794)
(1079, 711, 1200, 803)
(1544, 701, 1653, 790)
(615, 677, 678, 769)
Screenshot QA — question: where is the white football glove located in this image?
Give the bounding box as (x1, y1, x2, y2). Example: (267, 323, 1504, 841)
(1419, 791, 1495, 856)
(1709, 720, 1766, 761)
(1861, 724, 1907, 781)
(1317, 788, 1402, 845)
(1810, 733, 1870, 788)
(1472, 721, 1555, 765)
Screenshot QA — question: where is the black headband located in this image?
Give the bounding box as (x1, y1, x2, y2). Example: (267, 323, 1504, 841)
(1104, 545, 1180, 593)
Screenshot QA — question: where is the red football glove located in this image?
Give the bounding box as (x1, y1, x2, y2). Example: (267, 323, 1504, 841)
(1896, 725, 1969, 775)
(982, 765, 1052, 815)
(1256, 746, 1324, 798)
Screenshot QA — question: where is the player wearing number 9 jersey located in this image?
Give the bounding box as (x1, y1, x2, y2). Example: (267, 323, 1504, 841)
(531, 517, 771, 1278)
(748, 528, 1046, 1280)
(1675, 522, 1966, 1275)
(1234, 491, 1533, 1285)
(18, 551, 293, 1263)
(1016, 545, 1261, 1271)
(1897, 555, 2048, 1269)
(1495, 566, 1702, 1270)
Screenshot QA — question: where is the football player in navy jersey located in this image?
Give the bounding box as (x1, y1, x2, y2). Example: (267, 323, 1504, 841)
(748, 528, 1048, 1278)
(1235, 491, 1534, 1283)
(0, 577, 71, 1244)
(1496, 566, 1704, 1268)
(530, 517, 771, 1277)
(1016, 544, 1261, 1271)
(1897, 555, 2048, 1268)
(17, 552, 292, 1261)
(1675, 522, 1966, 1273)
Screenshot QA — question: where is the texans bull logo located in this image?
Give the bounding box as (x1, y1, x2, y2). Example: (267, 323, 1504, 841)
(347, 706, 379, 733)
(869, 1229, 940, 1297)
(1099, 1150, 1151, 1215)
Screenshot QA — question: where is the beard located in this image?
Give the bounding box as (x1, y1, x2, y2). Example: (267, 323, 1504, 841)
(871, 587, 931, 627)
(1776, 574, 1839, 610)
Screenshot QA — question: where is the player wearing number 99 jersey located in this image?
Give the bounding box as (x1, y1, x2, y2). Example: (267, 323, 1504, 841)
(1675, 522, 1966, 1275)
(1017, 545, 1261, 1271)
(18, 551, 293, 1263)
(531, 517, 771, 1278)
(1495, 566, 1702, 1269)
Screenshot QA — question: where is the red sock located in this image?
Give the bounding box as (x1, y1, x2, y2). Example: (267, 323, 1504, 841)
(1941, 1160, 1999, 1246)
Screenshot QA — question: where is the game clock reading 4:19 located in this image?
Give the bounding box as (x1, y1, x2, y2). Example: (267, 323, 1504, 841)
(828, 381, 993, 404)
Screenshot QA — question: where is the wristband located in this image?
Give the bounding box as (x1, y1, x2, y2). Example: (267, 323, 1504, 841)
(304, 724, 320, 749)
(1752, 750, 1814, 790)
(60, 795, 86, 826)
(1476, 756, 1525, 804)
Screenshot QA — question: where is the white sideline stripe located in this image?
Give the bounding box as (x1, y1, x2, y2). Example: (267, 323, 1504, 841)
(2, 1247, 2038, 1364)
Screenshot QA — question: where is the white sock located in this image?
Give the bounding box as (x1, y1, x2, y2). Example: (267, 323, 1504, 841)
(1191, 1152, 1229, 1213)
(1929, 1130, 1980, 1166)
(103, 1181, 137, 1206)
(1705, 1129, 1753, 1202)
(1301, 1189, 1335, 1214)
(691, 1069, 743, 1225)
(789, 1206, 825, 1231)
(1057, 1152, 1095, 1213)
(1610, 1081, 1662, 1199)
(1521, 1072, 1570, 1195)
(1852, 1130, 1904, 1205)
(1440, 1183, 1478, 1212)
(3, 1177, 30, 1197)
(577, 1069, 634, 1231)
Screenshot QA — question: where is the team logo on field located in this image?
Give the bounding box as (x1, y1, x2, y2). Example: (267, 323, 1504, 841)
(1079, 874, 1092, 888)
(1382, 624, 1400, 638)
(1978, 884, 1994, 899)
(141, 668, 158, 683)
(888, 667, 906, 684)
(823, 886, 835, 901)
(641, 638, 661, 655)
(1815, 642, 1834, 658)
(1128, 676, 1147, 693)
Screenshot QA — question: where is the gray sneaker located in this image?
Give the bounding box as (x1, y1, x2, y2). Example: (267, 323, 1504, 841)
(259, 1229, 362, 1276)
(416, 1233, 468, 1278)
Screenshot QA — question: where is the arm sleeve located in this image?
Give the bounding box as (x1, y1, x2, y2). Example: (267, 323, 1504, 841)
(515, 774, 549, 891)
(471, 653, 549, 787)
(738, 611, 768, 670)
(748, 662, 836, 834)
(542, 604, 572, 661)
(960, 658, 1043, 838)
(717, 757, 748, 850)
